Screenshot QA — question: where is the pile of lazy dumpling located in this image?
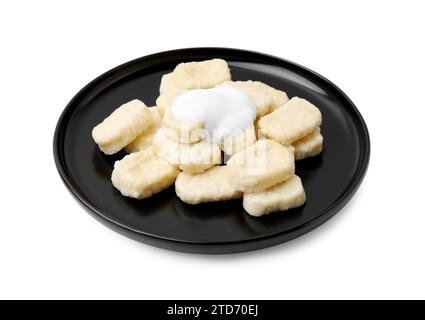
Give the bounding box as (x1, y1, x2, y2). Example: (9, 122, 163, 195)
(92, 59, 323, 217)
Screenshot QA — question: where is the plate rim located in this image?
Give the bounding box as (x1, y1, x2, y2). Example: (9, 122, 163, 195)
(53, 47, 370, 251)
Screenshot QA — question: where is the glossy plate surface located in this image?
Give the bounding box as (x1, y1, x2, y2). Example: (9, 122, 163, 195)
(53, 48, 370, 253)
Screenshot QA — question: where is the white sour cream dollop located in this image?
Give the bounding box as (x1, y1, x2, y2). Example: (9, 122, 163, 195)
(170, 87, 256, 143)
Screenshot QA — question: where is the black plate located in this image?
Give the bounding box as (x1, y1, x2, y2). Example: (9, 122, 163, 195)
(53, 48, 370, 254)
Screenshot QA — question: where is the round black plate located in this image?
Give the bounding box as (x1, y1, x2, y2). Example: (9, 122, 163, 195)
(53, 48, 370, 254)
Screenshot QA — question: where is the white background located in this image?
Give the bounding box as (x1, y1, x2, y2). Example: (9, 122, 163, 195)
(1, 1, 424, 300)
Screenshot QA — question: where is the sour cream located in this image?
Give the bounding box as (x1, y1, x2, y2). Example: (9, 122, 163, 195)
(170, 87, 256, 143)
